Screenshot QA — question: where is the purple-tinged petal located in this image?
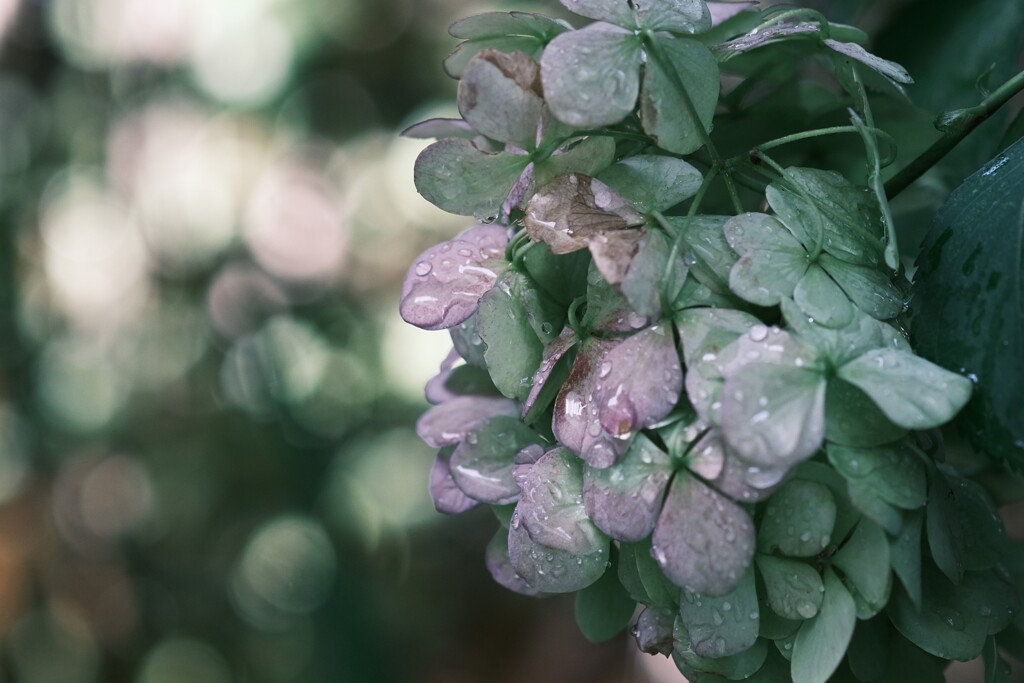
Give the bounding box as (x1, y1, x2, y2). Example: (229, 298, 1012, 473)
(416, 396, 518, 448)
(457, 49, 544, 150)
(430, 450, 479, 514)
(581, 264, 651, 333)
(518, 447, 608, 555)
(522, 326, 578, 419)
(595, 324, 683, 437)
(651, 475, 755, 596)
(583, 434, 672, 541)
(507, 509, 609, 593)
(587, 229, 646, 286)
(450, 416, 546, 505)
(486, 528, 540, 596)
(553, 337, 620, 454)
(401, 117, 477, 140)
(400, 225, 510, 331)
(635, 606, 676, 655)
(424, 347, 464, 404)
(524, 173, 644, 255)
(688, 430, 782, 503)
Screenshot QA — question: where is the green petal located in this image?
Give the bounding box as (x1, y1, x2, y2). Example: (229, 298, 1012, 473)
(820, 253, 904, 320)
(823, 40, 913, 84)
(667, 215, 736, 293)
(450, 416, 546, 505)
(559, 0, 636, 27)
(519, 447, 608, 555)
(793, 264, 855, 329)
(596, 155, 703, 213)
(679, 564, 760, 658)
(635, 0, 712, 32)
(507, 509, 609, 593)
(790, 570, 856, 683)
(414, 138, 528, 217)
(826, 442, 926, 510)
(720, 365, 826, 468)
(640, 37, 719, 154)
(534, 135, 617, 187)
(541, 24, 642, 127)
(824, 379, 907, 447)
(724, 213, 809, 306)
(756, 555, 824, 621)
(477, 271, 550, 401)
(831, 519, 891, 618)
(837, 349, 973, 429)
(758, 480, 836, 558)
(574, 555, 637, 642)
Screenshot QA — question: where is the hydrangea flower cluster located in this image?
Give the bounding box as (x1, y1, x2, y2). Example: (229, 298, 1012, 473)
(400, 1, 1022, 680)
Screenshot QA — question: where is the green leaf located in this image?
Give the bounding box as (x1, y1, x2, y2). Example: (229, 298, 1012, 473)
(888, 563, 1018, 662)
(634, 0, 711, 32)
(679, 564, 760, 658)
(477, 271, 545, 401)
(724, 213, 810, 306)
(793, 264, 854, 329)
(652, 475, 756, 596)
(675, 307, 761, 367)
(824, 379, 908, 448)
(521, 243, 590, 308)
(617, 541, 650, 603)
(621, 229, 687, 318)
(756, 555, 824, 621)
(457, 50, 543, 149)
(846, 479, 903, 535)
(534, 135, 618, 187)
(522, 328, 576, 425)
(827, 442, 926, 510)
(790, 462, 860, 543)
(837, 348, 973, 429)
(912, 137, 1024, 469)
(758, 480, 836, 558)
(449, 416, 546, 505)
(674, 625, 769, 679)
(540, 25, 643, 127)
(846, 615, 892, 682)
(791, 570, 857, 683)
(583, 433, 672, 541)
(575, 553, 637, 642)
(635, 606, 676, 655)
(720, 364, 827, 468)
(597, 155, 703, 213)
(950, 476, 1009, 572)
(640, 38, 720, 154)
(518, 447, 608, 554)
(559, 0, 635, 27)
(414, 138, 528, 217)
(849, 111, 900, 271)
(925, 467, 965, 585)
(832, 519, 891, 618)
(890, 509, 923, 608)
(635, 536, 680, 607)
(669, 215, 736, 293)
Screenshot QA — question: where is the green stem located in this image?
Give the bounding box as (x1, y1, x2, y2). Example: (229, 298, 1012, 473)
(643, 33, 744, 215)
(885, 68, 1024, 199)
(753, 125, 898, 166)
(572, 128, 655, 145)
(653, 167, 719, 313)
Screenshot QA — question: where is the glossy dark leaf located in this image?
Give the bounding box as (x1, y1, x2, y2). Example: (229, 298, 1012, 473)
(416, 395, 519, 447)
(574, 555, 636, 642)
(756, 555, 824, 621)
(912, 137, 1024, 469)
(522, 327, 577, 422)
(635, 606, 676, 655)
(640, 37, 719, 155)
(678, 564, 759, 658)
(831, 519, 891, 618)
(890, 508, 924, 609)
(651, 475, 755, 596)
(596, 155, 703, 213)
(926, 467, 965, 585)
(583, 434, 671, 541)
(414, 138, 528, 217)
(400, 224, 509, 330)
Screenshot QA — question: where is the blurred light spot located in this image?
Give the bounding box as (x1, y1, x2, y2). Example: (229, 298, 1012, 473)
(54, 453, 153, 548)
(381, 306, 453, 401)
(314, 0, 412, 52)
(39, 171, 149, 331)
(231, 516, 336, 628)
(289, 347, 377, 437)
(107, 103, 259, 273)
(206, 263, 289, 340)
(0, 407, 31, 504)
(241, 618, 314, 682)
(244, 161, 348, 284)
(0, 0, 21, 44)
(190, 6, 294, 105)
(127, 297, 208, 391)
(38, 337, 129, 433)
(138, 638, 232, 683)
(8, 604, 99, 683)
(321, 429, 434, 547)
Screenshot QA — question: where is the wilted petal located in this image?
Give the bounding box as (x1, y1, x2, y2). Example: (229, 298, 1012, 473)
(430, 450, 479, 514)
(507, 508, 609, 593)
(716, 21, 820, 56)
(635, 606, 676, 655)
(458, 49, 544, 149)
(823, 40, 912, 84)
(518, 447, 607, 554)
(416, 395, 519, 447)
(587, 229, 645, 286)
(581, 263, 651, 333)
(651, 475, 755, 595)
(596, 324, 683, 437)
(583, 434, 672, 541)
(486, 528, 540, 596)
(400, 224, 510, 330)
(525, 173, 644, 254)
(424, 347, 465, 404)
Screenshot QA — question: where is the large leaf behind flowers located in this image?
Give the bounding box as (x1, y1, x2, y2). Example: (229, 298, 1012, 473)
(911, 137, 1024, 469)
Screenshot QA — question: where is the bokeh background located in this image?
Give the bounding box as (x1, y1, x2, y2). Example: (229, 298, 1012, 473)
(0, 0, 1020, 682)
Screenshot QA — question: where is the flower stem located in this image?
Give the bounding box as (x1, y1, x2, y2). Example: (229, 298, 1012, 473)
(885, 68, 1024, 199)
(753, 125, 898, 166)
(643, 34, 745, 215)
